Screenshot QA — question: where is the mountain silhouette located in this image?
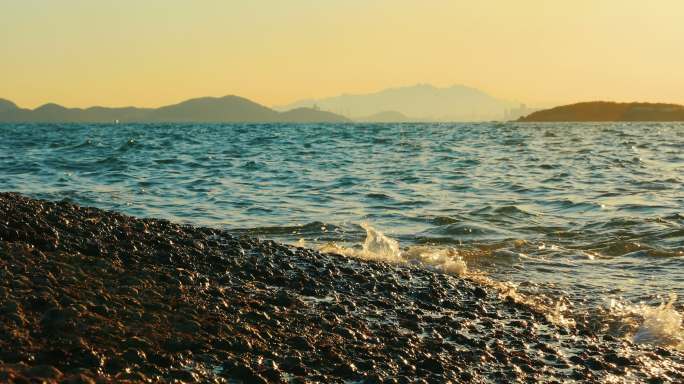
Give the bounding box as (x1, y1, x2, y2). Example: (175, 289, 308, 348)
(357, 111, 411, 123)
(276, 84, 516, 121)
(519, 101, 684, 122)
(277, 107, 349, 123)
(0, 95, 350, 123)
(147, 96, 277, 122)
(0, 99, 18, 112)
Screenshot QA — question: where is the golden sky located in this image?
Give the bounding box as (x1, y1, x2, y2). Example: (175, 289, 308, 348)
(2, 0, 684, 108)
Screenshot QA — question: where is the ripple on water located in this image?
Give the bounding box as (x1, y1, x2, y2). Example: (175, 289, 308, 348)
(0, 121, 683, 349)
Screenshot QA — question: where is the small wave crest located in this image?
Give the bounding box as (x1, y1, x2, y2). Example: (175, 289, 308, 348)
(315, 223, 579, 327)
(601, 294, 684, 350)
(634, 294, 684, 349)
(117, 138, 140, 152)
(237, 221, 342, 237)
(315, 222, 683, 349)
(318, 222, 467, 276)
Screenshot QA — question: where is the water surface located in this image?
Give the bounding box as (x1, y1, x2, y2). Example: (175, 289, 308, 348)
(2, 122, 683, 336)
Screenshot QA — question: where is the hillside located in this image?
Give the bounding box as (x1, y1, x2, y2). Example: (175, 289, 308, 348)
(146, 96, 278, 123)
(0, 98, 18, 112)
(276, 84, 516, 121)
(519, 101, 684, 122)
(357, 110, 411, 122)
(278, 107, 350, 123)
(0, 96, 349, 123)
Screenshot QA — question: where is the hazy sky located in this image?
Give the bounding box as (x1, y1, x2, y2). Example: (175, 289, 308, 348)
(3, 0, 684, 108)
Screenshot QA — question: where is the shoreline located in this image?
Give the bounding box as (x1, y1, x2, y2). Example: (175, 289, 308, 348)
(0, 192, 682, 383)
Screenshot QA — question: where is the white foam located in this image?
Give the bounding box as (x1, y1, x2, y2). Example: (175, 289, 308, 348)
(602, 294, 684, 350)
(314, 222, 684, 349)
(633, 294, 684, 350)
(318, 222, 467, 276)
(403, 245, 467, 276)
(358, 222, 403, 262)
(316, 223, 582, 327)
(294, 238, 307, 248)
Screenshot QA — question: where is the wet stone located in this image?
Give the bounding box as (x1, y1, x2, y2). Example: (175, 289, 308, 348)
(418, 357, 444, 374)
(23, 365, 62, 379)
(35, 349, 69, 366)
(332, 361, 358, 378)
(281, 356, 307, 375)
(40, 308, 76, 331)
(61, 373, 97, 384)
(121, 349, 147, 365)
(289, 336, 312, 351)
(169, 369, 198, 382)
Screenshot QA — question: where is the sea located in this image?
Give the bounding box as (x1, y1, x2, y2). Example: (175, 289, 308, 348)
(1, 122, 683, 347)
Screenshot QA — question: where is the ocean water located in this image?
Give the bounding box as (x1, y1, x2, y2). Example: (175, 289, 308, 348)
(2, 122, 683, 346)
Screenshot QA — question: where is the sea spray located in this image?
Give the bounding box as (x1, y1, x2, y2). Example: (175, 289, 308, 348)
(359, 222, 403, 262)
(592, 294, 684, 350)
(315, 222, 684, 349)
(318, 222, 467, 275)
(633, 294, 684, 350)
(316, 223, 581, 327)
(403, 245, 467, 276)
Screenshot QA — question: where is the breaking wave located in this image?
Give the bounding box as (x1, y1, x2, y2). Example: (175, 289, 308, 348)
(315, 222, 683, 349)
(317, 222, 467, 276)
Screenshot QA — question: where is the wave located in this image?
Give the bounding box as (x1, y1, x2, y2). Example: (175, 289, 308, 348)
(116, 138, 140, 152)
(69, 138, 95, 149)
(317, 222, 467, 275)
(234, 221, 344, 237)
(314, 222, 683, 349)
(633, 294, 684, 349)
(425, 221, 515, 239)
(601, 294, 684, 350)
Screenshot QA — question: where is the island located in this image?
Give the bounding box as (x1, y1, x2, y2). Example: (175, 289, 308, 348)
(0, 96, 350, 124)
(518, 101, 684, 122)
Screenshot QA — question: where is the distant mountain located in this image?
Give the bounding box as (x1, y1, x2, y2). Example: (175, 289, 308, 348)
(0, 99, 18, 112)
(357, 111, 411, 123)
(276, 84, 517, 121)
(0, 95, 350, 123)
(147, 96, 277, 122)
(278, 108, 349, 123)
(519, 101, 684, 122)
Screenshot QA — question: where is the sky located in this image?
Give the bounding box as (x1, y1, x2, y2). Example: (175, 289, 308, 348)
(2, 0, 684, 109)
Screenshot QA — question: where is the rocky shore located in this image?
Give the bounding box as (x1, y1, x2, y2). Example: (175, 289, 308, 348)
(0, 192, 682, 383)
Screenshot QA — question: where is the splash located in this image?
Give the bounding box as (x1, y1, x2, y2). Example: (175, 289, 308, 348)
(317, 222, 579, 327)
(547, 299, 577, 328)
(358, 222, 403, 262)
(318, 222, 466, 275)
(316, 223, 684, 347)
(317, 223, 585, 326)
(294, 238, 307, 248)
(599, 294, 684, 350)
(485, 280, 577, 328)
(633, 294, 684, 350)
(403, 246, 468, 276)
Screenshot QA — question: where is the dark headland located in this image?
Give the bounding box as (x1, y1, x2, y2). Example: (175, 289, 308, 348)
(0, 96, 349, 123)
(519, 101, 684, 122)
(1, 193, 682, 383)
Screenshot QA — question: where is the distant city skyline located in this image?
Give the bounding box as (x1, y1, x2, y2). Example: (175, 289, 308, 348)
(2, 1, 684, 109)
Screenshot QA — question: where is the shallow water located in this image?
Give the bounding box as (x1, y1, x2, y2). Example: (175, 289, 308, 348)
(1, 122, 683, 344)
